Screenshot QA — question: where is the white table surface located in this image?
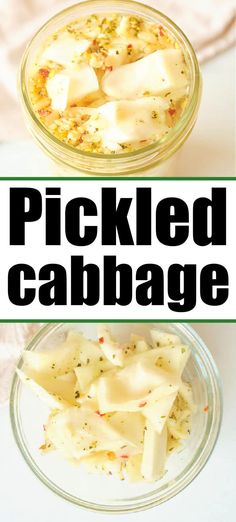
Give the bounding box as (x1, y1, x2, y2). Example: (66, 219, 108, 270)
(0, 47, 235, 177)
(1, 322, 236, 522)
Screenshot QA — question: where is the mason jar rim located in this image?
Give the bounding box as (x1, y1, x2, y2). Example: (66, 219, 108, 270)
(19, 0, 201, 174)
(10, 322, 222, 513)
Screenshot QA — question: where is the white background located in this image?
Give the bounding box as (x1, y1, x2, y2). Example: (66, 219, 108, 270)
(1, 322, 236, 521)
(0, 179, 235, 320)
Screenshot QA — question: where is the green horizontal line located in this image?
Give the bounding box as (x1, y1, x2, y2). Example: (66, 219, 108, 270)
(0, 319, 235, 323)
(0, 177, 235, 181)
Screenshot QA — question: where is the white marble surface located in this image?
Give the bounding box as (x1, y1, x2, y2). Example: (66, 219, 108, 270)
(0, 47, 235, 177)
(1, 322, 236, 521)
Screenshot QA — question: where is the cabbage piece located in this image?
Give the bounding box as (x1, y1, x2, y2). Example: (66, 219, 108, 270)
(154, 345, 190, 376)
(123, 333, 150, 359)
(107, 412, 145, 456)
(74, 356, 112, 394)
(74, 365, 100, 395)
(46, 64, 99, 111)
(45, 406, 142, 460)
(92, 97, 169, 145)
(142, 391, 177, 433)
(16, 369, 69, 410)
(96, 358, 180, 413)
(40, 34, 91, 67)
(141, 421, 167, 482)
(102, 49, 188, 100)
(70, 332, 105, 366)
(126, 454, 143, 482)
(20, 360, 78, 405)
(123, 344, 189, 377)
(150, 329, 181, 348)
(76, 396, 99, 412)
(23, 330, 102, 376)
(97, 325, 125, 366)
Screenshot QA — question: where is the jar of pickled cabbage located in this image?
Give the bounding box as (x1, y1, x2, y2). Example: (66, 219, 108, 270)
(19, 0, 201, 176)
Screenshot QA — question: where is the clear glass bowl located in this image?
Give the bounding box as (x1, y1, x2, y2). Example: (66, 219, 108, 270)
(10, 323, 222, 513)
(19, 0, 201, 176)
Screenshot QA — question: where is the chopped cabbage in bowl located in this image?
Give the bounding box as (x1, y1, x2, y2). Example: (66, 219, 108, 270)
(17, 325, 194, 483)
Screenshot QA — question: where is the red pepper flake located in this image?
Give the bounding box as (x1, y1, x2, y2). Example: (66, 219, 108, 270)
(38, 68, 49, 78)
(38, 108, 51, 116)
(138, 401, 147, 408)
(105, 66, 113, 72)
(120, 454, 129, 459)
(204, 405, 209, 413)
(159, 26, 165, 37)
(95, 410, 105, 416)
(99, 336, 104, 344)
(127, 44, 133, 49)
(168, 108, 176, 117)
(78, 133, 86, 143)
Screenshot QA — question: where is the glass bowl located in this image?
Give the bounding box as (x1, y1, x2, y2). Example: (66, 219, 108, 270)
(19, 0, 201, 176)
(10, 322, 222, 513)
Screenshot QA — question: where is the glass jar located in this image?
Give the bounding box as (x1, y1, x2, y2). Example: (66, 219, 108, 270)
(10, 322, 222, 513)
(19, 0, 202, 177)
